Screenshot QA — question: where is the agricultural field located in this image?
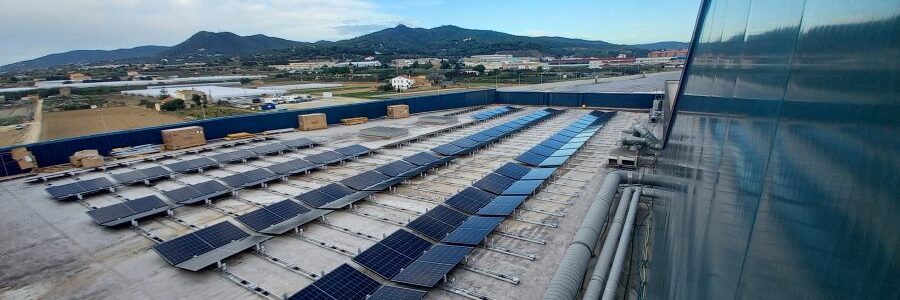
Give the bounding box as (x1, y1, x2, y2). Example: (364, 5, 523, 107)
(39, 106, 188, 141)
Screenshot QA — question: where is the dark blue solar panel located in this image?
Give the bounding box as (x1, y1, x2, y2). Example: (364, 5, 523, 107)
(267, 200, 308, 219)
(560, 141, 586, 150)
(516, 151, 548, 166)
(354, 230, 432, 279)
(495, 163, 531, 179)
(502, 180, 544, 195)
(335, 144, 370, 157)
(111, 169, 147, 184)
(46, 181, 86, 199)
(124, 195, 168, 213)
(540, 156, 569, 167)
(467, 133, 492, 142)
(281, 137, 316, 149)
(442, 216, 504, 245)
(235, 208, 281, 232)
(162, 185, 201, 203)
(529, 144, 557, 157)
(431, 144, 464, 156)
(194, 222, 249, 248)
(289, 264, 380, 300)
(87, 202, 135, 224)
(445, 187, 497, 214)
(341, 171, 391, 191)
(191, 180, 229, 195)
(404, 152, 441, 166)
(78, 177, 116, 191)
(319, 183, 354, 198)
(558, 130, 579, 138)
(472, 173, 516, 195)
(295, 190, 332, 208)
(450, 138, 479, 149)
(522, 168, 557, 180)
(551, 148, 578, 157)
(391, 245, 473, 287)
(251, 143, 289, 155)
(306, 151, 344, 164)
(375, 160, 418, 177)
(477, 195, 527, 216)
(548, 134, 573, 143)
(368, 286, 427, 300)
(407, 205, 467, 240)
(480, 128, 505, 138)
(539, 139, 566, 149)
(153, 234, 214, 265)
(267, 158, 316, 175)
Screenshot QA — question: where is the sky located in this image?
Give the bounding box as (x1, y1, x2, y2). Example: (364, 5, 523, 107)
(0, 0, 701, 66)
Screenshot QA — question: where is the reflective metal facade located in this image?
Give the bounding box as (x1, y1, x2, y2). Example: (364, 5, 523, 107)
(653, 0, 898, 299)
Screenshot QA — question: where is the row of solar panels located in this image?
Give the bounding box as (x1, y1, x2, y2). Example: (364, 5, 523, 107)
(432, 109, 558, 156)
(516, 111, 616, 167)
(338, 112, 614, 293)
(285, 109, 564, 298)
(81, 143, 370, 227)
(471, 106, 517, 121)
(44, 138, 319, 200)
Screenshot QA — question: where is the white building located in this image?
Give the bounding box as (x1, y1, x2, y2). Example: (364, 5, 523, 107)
(461, 55, 541, 70)
(390, 76, 416, 90)
(391, 58, 443, 68)
(270, 60, 337, 71)
(335, 61, 382, 68)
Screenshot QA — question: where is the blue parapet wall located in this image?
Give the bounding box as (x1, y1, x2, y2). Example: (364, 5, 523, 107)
(0, 89, 655, 176)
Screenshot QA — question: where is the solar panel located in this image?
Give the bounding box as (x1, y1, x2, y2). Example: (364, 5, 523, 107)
(295, 184, 354, 208)
(193, 222, 250, 248)
(368, 286, 427, 300)
(516, 151, 548, 167)
(163, 180, 229, 204)
(221, 173, 252, 188)
(539, 139, 566, 150)
(549, 134, 573, 143)
(250, 143, 289, 155)
(467, 133, 492, 142)
(540, 156, 569, 167)
(124, 195, 169, 214)
(529, 144, 557, 157)
(495, 163, 531, 179)
(406, 205, 467, 240)
(267, 200, 308, 219)
(235, 208, 282, 232)
(551, 148, 578, 157)
(267, 158, 316, 175)
(153, 234, 214, 265)
(522, 167, 557, 180)
(281, 137, 316, 149)
(165, 158, 207, 173)
(374, 160, 419, 177)
(111, 169, 147, 184)
(335, 144, 370, 157)
(442, 216, 504, 245)
(477, 195, 527, 216)
(46, 181, 87, 199)
(162, 185, 201, 204)
(391, 245, 473, 287)
(404, 152, 441, 167)
(341, 171, 391, 191)
(354, 230, 432, 278)
(211, 150, 256, 163)
(431, 144, 464, 156)
(87, 202, 136, 224)
(305, 151, 344, 165)
(450, 138, 479, 149)
(479, 128, 505, 138)
(473, 173, 516, 194)
(502, 180, 545, 195)
(288, 264, 381, 300)
(444, 187, 497, 214)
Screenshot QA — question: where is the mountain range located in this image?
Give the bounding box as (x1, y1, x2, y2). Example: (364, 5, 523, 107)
(0, 25, 688, 73)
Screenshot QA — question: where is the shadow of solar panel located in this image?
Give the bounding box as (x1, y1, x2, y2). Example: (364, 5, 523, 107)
(368, 286, 427, 300)
(341, 171, 391, 191)
(354, 230, 432, 278)
(522, 167, 557, 180)
(281, 137, 316, 149)
(477, 195, 527, 216)
(391, 245, 473, 287)
(502, 180, 544, 195)
(375, 160, 418, 177)
(445, 187, 497, 214)
(442, 216, 503, 245)
(406, 205, 467, 240)
(539, 139, 566, 150)
(495, 163, 531, 179)
(431, 144, 464, 156)
(153, 234, 214, 265)
(267, 158, 316, 175)
(516, 151, 548, 166)
(335, 144, 370, 157)
(288, 264, 380, 300)
(472, 174, 515, 195)
(305, 151, 344, 165)
(194, 222, 250, 248)
(529, 144, 557, 157)
(404, 152, 441, 167)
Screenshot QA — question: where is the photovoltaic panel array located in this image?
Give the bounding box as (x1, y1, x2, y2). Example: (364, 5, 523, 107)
(294, 183, 355, 208)
(353, 229, 433, 278)
(46, 177, 116, 200)
(280, 137, 317, 149)
(340, 171, 392, 191)
(305, 150, 345, 165)
(249, 142, 289, 156)
(288, 264, 381, 300)
(153, 221, 250, 266)
(471, 106, 515, 121)
(432, 108, 559, 157)
(477, 195, 527, 216)
(211, 149, 258, 164)
(161, 180, 230, 204)
(374, 160, 421, 178)
(441, 216, 504, 246)
(516, 111, 616, 167)
(86, 195, 169, 226)
(403, 152, 444, 167)
(472, 173, 516, 195)
(111, 166, 172, 185)
(266, 158, 316, 176)
(407, 205, 468, 240)
(368, 286, 427, 300)
(220, 168, 278, 189)
(235, 199, 310, 232)
(391, 244, 474, 287)
(444, 187, 497, 214)
(334, 144, 371, 157)
(165, 157, 218, 173)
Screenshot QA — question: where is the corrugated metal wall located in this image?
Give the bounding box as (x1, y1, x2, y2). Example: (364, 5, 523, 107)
(495, 91, 658, 108)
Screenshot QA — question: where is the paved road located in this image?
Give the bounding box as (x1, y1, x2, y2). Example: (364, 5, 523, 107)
(499, 71, 682, 93)
(23, 97, 42, 143)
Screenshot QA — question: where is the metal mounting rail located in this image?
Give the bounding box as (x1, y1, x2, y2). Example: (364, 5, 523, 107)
(510, 217, 559, 228)
(314, 220, 381, 242)
(494, 231, 546, 245)
(216, 268, 281, 300)
(252, 250, 319, 281)
(460, 264, 520, 285)
(293, 234, 356, 257)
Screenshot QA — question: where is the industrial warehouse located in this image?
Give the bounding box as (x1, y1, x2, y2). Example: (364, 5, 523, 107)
(0, 0, 897, 299)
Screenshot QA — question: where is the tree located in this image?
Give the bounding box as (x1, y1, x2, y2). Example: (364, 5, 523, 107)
(160, 99, 185, 111)
(473, 64, 486, 74)
(158, 88, 169, 99)
(536, 66, 544, 73)
(426, 72, 446, 86)
(440, 60, 452, 70)
(190, 94, 206, 107)
(410, 61, 420, 69)
(423, 62, 434, 69)
(378, 83, 394, 92)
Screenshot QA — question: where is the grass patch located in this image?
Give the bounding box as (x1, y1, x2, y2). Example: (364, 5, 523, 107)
(171, 105, 257, 119)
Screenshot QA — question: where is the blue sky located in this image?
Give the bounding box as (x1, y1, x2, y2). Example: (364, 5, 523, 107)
(0, 0, 701, 65)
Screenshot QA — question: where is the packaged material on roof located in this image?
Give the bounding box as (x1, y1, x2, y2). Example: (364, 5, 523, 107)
(299, 113, 327, 131)
(387, 104, 409, 119)
(161, 126, 206, 150)
(69, 149, 100, 167)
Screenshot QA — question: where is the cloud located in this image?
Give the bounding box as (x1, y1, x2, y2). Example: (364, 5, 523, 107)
(0, 0, 403, 65)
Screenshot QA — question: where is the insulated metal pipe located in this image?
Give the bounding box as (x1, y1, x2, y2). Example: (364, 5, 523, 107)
(601, 187, 642, 300)
(543, 171, 674, 300)
(582, 187, 636, 300)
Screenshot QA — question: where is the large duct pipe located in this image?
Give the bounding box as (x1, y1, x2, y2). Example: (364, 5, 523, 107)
(600, 188, 642, 300)
(582, 187, 637, 300)
(543, 171, 673, 300)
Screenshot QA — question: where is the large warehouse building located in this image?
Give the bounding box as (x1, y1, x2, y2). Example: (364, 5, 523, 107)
(0, 0, 897, 299)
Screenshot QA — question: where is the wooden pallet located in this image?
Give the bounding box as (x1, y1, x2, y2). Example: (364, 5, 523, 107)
(225, 132, 256, 140)
(340, 117, 369, 125)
